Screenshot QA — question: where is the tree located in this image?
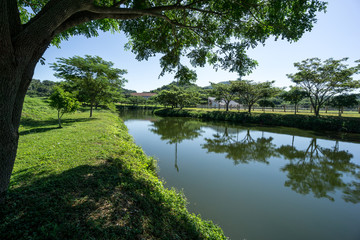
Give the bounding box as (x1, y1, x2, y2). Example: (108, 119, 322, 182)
(127, 95, 145, 106)
(155, 86, 199, 109)
(51, 55, 127, 117)
(0, 0, 327, 201)
(280, 86, 307, 114)
(48, 86, 80, 128)
(177, 89, 200, 109)
(232, 80, 276, 113)
(211, 82, 238, 111)
(329, 94, 359, 117)
(257, 99, 275, 112)
(156, 88, 179, 108)
(287, 58, 360, 117)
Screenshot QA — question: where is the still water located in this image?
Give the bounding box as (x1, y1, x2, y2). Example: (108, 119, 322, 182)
(120, 110, 360, 240)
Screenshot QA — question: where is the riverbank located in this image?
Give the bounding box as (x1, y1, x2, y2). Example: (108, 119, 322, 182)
(0, 97, 227, 240)
(153, 108, 360, 134)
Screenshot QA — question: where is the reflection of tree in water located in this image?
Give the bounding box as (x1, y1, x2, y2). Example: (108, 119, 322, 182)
(343, 171, 360, 204)
(150, 118, 204, 172)
(119, 109, 160, 122)
(202, 127, 278, 165)
(277, 138, 360, 203)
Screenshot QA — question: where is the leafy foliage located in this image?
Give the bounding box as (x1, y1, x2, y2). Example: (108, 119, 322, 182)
(156, 86, 200, 109)
(48, 86, 80, 127)
(126, 96, 146, 106)
(27, 79, 57, 97)
(232, 80, 278, 113)
(280, 86, 308, 114)
(51, 55, 127, 117)
(329, 94, 359, 116)
(258, 99, 276, 111)
(16, 0, 327, 81)
(210, 82, 238, 112)
(287, 58, 360, 116)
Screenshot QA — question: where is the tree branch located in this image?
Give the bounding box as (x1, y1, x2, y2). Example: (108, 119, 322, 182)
(88, 5, 204, 29)
(16, 0, 93, 45)
(55, 11, 142, 35)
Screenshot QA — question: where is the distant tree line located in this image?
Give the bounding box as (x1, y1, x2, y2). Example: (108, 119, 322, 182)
(27, 79, 58, 97)
(150, 57, 360, 117)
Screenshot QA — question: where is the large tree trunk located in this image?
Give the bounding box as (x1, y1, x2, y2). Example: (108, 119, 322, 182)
(0, 22, 51, 203)
(0, 60, 43, 202)
(0, 125, 19, 203)
(0, 65, 29, 203)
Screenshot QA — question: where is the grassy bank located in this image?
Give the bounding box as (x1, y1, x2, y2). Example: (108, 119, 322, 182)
(154, 108, 360, 134)
(0, 97, 227, 240)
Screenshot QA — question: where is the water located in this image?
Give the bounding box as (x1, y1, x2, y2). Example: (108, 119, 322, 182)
(120, 110, 360, 240)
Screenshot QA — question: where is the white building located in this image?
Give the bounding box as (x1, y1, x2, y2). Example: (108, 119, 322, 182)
(208, 97, 240, 109)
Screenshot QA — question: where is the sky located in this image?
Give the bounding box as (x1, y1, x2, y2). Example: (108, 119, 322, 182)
(33, 0, 360, 92)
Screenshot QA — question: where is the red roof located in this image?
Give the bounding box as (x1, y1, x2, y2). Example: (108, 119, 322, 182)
(130, 92, 157, 97)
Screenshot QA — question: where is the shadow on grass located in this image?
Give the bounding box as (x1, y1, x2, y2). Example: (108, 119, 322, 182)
(0, 160, 206, 240)
(9, 166, 53, 189)
(19, 117, 97, 136)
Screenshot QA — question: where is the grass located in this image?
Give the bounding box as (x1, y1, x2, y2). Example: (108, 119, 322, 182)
(0, 97, 227, 240)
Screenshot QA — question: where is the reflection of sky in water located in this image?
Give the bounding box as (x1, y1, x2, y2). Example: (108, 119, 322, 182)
(123, 114, 360, 240)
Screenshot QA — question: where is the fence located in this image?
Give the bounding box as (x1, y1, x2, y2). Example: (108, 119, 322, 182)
(196, 104, 360, 114)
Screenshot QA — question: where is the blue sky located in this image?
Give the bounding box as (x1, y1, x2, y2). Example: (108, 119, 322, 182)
(33, 0, 360, 92)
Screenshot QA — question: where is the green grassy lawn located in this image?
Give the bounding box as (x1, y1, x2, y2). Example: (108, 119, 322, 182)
(0, 97, 226, 240)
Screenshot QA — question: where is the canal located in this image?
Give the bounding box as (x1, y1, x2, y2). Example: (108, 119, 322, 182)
(120, 110, 360, 240)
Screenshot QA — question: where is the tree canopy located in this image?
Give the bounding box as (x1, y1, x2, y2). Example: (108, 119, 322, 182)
(51, 55, 127, 117)
(232, 80, 277, 113)
(49, 86, 80, 127)
(155, 86, 199, 109)
(211, 82, 238, 111)
(15, 0, 327, 81)
(287, 58, 360, 116)
(27, 79, 57, 97)
(280, 86, 307, 114)
(329, 94, 359, 117)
